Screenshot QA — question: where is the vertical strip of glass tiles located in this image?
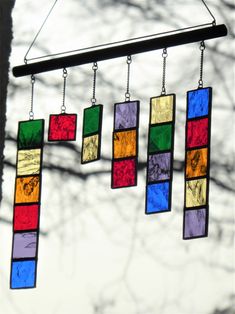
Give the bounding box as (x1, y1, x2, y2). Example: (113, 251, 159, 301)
(111, 100, 139, 188)
(145, 94, 176, 214)
(81, 104, 103, 164)
(183, 87, 212, 239)
(10, 119, 44, 289)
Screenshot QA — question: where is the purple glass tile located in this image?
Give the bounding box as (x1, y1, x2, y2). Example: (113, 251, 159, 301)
(184, 208, 207, 238)
(148, 152, 171, 182)
(114, 101, 138, 130)
(13, 232, 37, 259)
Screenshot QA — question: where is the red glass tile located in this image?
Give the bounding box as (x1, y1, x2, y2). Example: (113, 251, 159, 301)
(48, 114, 77, 141)
(14, 204, 39, 231)
(187, 118, 208, 148)
(112, 159, 136, 188)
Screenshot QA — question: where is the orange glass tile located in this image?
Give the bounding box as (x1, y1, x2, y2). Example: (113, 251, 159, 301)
(113, 130, 136, 159)
(186, 148, 208, 178)
(15, 176, 40, 204)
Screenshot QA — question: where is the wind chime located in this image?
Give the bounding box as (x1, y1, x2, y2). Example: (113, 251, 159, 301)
(9, 0, 227, 289)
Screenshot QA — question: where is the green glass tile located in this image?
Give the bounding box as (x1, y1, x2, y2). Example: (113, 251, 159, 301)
(83, 105, 102, 136)
(149, 124, 172, 153)
(18, 120, 44, 150)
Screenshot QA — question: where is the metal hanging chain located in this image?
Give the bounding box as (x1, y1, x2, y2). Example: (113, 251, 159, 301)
(198, 41, 205, 88)
(161, 48, 168, 95)
(29, 75, 35, 120)
(201, 0, 216, 26)
(24, 0, 59, 64)
(61, 68, 67, 113)
(125, 55, 132, 101)
(91, 62, 98, 106)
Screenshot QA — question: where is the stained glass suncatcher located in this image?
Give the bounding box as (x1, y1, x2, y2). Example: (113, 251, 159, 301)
(10, 119, 44, 289)
(111, 101, 139, 189)
(183, 87, 212, 239)
(48, 113, 77, 141)
(81, 105, 103, 164)
(145, 94, 175, 214)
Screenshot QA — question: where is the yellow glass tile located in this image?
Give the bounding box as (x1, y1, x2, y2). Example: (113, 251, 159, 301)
(186, 178, 207, 207)
(15, 176, 40, 204)
(82, 134, 99, 162)
(114, 130, 136, 159)
(186, 148, 208, 178)
(151, 95, 174, 124)
(17, 149, 41, 176)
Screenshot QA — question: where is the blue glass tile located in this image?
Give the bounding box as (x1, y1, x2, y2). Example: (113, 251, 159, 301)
(146, 182, 170, 213)
(187, 88, 210, 119)
(11, 260, 36, 289)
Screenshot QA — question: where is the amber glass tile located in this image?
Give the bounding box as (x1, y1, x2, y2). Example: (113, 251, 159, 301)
(15, 176, 40, 204)
(113, 130, 136, 159)
(186, 148, 208, 178)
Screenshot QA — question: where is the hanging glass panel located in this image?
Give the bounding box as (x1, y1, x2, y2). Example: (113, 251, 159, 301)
(183, 87, 212, 239)
(81, 105, 103, 164)
(112, 101, 139, 188)
(146, 94, 175, 214)
(11, 119, 44, 289)
(48, 113, 77, 141)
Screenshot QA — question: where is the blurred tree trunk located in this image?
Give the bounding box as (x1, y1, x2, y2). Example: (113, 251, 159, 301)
(0, 0, 15, 204)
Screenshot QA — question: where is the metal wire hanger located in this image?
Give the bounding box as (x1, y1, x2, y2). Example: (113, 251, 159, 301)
(23, 0, 217, 64)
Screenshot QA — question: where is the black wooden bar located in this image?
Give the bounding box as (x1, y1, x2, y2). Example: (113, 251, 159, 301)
(12, 24, 227, 77)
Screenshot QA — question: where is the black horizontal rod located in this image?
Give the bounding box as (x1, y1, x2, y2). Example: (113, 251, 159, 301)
(13, 24, 227, 77)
